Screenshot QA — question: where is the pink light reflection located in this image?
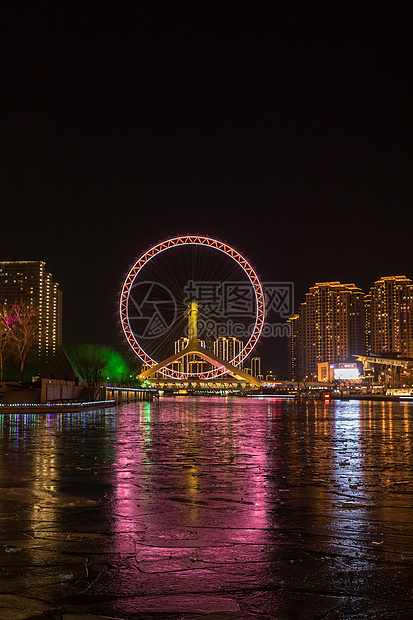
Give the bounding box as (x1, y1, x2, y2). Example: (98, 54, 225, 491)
(110, 398, 284, 556)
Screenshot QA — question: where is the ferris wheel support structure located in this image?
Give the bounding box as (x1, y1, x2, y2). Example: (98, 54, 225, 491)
(139, 302, 262, 388)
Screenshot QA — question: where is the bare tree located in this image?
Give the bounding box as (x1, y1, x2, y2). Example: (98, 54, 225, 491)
(6, 301, 39, 381)
(0, 305, 15, 381)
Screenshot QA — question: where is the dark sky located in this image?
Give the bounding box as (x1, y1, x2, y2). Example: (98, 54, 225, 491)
(1, 2, 412, 375)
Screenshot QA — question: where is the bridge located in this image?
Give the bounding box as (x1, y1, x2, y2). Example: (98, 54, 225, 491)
(139, 301, 261, 392)
(146, 378, 258, 395)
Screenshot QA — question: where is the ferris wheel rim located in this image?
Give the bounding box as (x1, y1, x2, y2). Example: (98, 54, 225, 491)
(119, 235, 265, 379)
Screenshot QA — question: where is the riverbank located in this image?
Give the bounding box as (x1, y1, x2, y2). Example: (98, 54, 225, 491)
(324, 393, 412, 402)
(0, 399, 116, 413)
(254, 393, 413, 403)
(331, 393, 413, 401)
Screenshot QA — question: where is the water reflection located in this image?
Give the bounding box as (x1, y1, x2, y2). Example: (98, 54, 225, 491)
(2, 398, 413, 615)
(110, 397, 278, 551)
(0, 408, 117, 528)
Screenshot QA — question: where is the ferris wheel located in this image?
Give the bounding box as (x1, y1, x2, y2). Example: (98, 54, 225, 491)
(119, 235, 265, 379)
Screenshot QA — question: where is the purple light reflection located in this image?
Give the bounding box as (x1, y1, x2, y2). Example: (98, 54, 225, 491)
(111, 398, 282, 557)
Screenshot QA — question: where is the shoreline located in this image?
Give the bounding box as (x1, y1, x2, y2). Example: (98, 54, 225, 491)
(0, 399, 116, 413)
(1, 395, 413, 410)
(250, 393, 413, 403)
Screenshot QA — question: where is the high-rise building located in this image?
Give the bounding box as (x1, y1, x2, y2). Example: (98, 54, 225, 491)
(407, 287, 413, 359)
(0, 261, 62, 361)
(289, 282, 365, 380)
(213, 337, 243, 362)
(367, 276, 413, 357)
(250, 356, 263, 380)
(175, 337, 189, 355)
(287, 314, 301, 380)
(173, 337, 209, 375)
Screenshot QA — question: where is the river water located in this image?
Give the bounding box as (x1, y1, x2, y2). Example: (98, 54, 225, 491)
(1, 397, 413, 619)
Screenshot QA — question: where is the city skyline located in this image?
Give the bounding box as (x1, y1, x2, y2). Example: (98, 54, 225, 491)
(289, 275, 413, 382)
(1, 3, 412, 375)
(1, 255, 412, 380)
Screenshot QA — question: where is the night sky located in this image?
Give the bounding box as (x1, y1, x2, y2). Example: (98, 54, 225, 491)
(1, 2, 412, 376)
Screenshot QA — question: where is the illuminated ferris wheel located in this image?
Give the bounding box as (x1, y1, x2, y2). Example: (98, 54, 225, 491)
(119, 235, 265, 380)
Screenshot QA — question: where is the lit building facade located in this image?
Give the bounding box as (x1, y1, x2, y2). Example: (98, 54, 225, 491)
(170, 336, 245, 377)
(287, 314, 300, 380)
(172, 337, 247, 376)
(367, 276, 413, 358)
(0, 261, 62, 361)
(250, 356, 263, 380)
(289, 282, 365, 380)
(213, 337, 243, 362)
(173, 337, 209, 375)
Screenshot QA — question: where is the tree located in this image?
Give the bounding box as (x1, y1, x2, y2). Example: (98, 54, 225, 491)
(68, 344, 107, 384)
(102, 347, 129, 383)
(68, 344, 141, 385)
(0, 301, 39, 381)
(0, 305, 14, 381)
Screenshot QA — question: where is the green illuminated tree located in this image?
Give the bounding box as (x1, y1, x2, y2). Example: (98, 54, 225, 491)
(102, 348, 129, 382)
(68, 344, 141, 385)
